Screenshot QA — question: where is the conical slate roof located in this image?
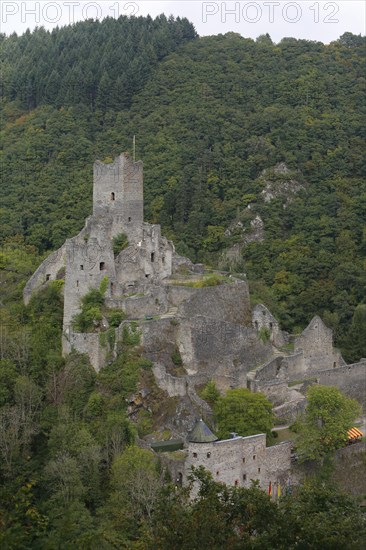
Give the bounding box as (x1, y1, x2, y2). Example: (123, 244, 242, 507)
(188, 419, 218, 443)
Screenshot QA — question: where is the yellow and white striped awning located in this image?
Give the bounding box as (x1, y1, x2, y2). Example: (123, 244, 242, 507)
(347, 427, 363, 440)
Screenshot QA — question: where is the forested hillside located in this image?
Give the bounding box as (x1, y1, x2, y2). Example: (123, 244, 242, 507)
(0, 22, 365, 356)
(0, 17, 366, 547)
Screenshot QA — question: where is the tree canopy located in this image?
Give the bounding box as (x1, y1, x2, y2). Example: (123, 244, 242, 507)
(214, 388, 274, 440)
(294, 385, 362, 462)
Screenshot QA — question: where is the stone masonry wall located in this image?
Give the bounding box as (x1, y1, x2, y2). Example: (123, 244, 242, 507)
(184, 435, 291, 495)
(23, 244, 67, 305)
(316, 361, 366, 408)
(178, 281, 252, 326)
(93, 154, 143, 243)
(63, 332, 106, 372)
(294, 316, 344, 373)
(252, 304, 286, 347)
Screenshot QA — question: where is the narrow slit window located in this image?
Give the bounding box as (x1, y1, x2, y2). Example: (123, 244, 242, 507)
(243, 474, 247, 481)
(151, 252, 155, 262)
(111, 192, 115, 201)
(128, 216, 131, 222)
(46, 274, 51, 281)
(80, 265, 84, 271)
(100, 262, 105, 271)
(193, 452, 197, 458)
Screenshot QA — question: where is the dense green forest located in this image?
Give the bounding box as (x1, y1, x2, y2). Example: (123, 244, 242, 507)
(0, 18, 366, 545)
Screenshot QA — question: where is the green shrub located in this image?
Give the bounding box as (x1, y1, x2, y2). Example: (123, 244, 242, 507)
(72, 278, 109, 332)
(107, 309, 126, 327)
(113, 233, 129, 256)
(194, 274, 223, 288)
(200, 380, 220, 405)
(122, 322, 141, 346)
(171, 346, 183, 367)
(258, 327, 271, 343)
(99, 328, 116, 349)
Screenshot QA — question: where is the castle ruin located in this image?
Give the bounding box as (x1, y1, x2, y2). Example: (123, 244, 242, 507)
(24, 153, 365, 461)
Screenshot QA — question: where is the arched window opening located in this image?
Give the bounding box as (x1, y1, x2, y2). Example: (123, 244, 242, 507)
(100, 262, 106, 271)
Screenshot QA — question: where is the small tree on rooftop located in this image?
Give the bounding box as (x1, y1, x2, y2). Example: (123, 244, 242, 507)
(214, 388, 274, 440)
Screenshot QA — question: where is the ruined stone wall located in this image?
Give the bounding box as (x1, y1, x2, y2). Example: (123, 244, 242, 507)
(93, 154, 143, 243)
(114, 225, 174, 287)
(141, 318, 178, 367)
(167, 286, 198, 307)
(282, 352, 306, 381)
(178, 281, 252, 326)
(63, 332, 106, 372)
(105, 286, 170, 319)
(264, 442, 292, 489)
(176, 316, 272, 387)
(273, 398, 307, 424)
(257, 381, 290, 407)
(152, 363, 187, 397)
(63, 220, 116, 328)
(252, 304, 286, 347)
(249, 357, 284, 384)
(23, 244, 67, 305)
(316, 361, 366, 408)
(294, 316, 344, 373)
(185, 435, 291, 493)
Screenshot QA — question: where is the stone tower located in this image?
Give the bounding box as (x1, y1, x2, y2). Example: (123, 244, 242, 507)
(93, 153, 143, 242)
(24, 152, 176, 369)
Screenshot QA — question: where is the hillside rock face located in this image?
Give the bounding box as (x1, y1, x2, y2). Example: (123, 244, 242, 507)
(259, 163, 305, 204)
